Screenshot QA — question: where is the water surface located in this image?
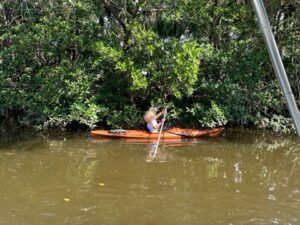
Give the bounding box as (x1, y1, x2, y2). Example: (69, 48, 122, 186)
(0, 129, 299, 224)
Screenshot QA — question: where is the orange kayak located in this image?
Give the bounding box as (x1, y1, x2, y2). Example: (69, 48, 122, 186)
(90, 127, 224, 139)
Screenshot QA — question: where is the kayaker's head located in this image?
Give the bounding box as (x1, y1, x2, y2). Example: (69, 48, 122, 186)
(144, 111, 155, 123)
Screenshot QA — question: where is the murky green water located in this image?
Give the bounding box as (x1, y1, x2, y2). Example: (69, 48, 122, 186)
(0, 129, 299, 225)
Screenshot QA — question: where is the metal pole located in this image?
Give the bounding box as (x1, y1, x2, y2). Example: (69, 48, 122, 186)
(251, 0, 300, 137)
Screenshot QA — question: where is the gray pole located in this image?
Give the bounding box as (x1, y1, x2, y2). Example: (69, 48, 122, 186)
(251, 0, 300, 136)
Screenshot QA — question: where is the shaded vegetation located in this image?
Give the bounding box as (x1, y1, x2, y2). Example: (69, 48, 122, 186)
(0, 0, 299, 132)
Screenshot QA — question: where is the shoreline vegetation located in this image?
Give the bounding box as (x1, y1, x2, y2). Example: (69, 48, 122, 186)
(0, 1, 299, 134)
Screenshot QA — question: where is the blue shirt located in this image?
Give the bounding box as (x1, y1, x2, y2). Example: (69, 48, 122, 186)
(146, 120, 158, 133)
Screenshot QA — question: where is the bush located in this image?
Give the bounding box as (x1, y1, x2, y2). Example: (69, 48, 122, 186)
(186, 101, 228, 128)
(255, 115, 295, 134)
(106, 105, 144, 129)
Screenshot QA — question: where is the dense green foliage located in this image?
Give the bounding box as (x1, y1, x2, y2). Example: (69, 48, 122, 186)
(0, 0, 299, 131)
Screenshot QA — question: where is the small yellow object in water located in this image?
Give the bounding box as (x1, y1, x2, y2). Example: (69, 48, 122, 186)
(64, 198, 70, 202)
(98, 183, 105, 187)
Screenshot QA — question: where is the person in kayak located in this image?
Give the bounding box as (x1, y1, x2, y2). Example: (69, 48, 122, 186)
(144, 109, 166, 133)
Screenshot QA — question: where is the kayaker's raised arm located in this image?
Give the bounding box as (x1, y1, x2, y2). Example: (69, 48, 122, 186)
(154, 108, 167, 120)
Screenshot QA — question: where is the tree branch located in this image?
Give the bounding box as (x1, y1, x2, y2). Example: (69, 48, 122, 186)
(101, 0, 127, 33)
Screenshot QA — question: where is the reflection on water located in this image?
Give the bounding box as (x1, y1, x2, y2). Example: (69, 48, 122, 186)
(0, 129, 299, 225)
